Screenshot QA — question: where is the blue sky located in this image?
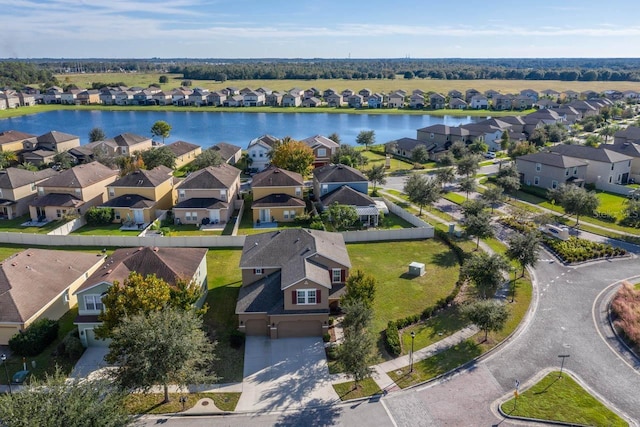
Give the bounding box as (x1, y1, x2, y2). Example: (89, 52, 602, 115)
(2, 0, 640, 58)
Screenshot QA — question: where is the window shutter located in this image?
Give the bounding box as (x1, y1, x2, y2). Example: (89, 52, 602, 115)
(291, 291, 297, 305)
(317, 289, 321, 304)
(341, 269, 346, 282)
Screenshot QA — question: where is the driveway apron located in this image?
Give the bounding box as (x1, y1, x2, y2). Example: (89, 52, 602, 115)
(236, 336, 339, 412)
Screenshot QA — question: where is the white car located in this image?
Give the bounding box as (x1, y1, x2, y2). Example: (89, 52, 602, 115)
(484, 151, 497, 159)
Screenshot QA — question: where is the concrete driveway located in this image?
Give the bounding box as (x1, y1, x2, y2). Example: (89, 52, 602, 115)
(235, 336, 339, 413)
(70, 347, 110, 380)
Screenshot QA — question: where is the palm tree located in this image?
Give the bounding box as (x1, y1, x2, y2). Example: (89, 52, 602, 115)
(0, 151, 18, 169)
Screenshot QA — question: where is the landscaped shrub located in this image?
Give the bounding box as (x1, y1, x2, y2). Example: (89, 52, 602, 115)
(84, 207, 114, 225)
(611, 282, 640, 346)
(323, 333, 331, 343)
(9, 318, 59, 356)
(543, 236, 626, 263)
(229, 330, 246, 349)
(385, 320, 402, 356)
(326, 344, 339, 361)
(310, 220, 325, 230)
(61, 332, 85, 359)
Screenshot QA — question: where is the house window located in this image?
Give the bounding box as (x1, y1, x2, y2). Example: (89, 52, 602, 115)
(609, 176, 612, 183)
(321, 184, 328, 194)
(84, 295, 104, 311)
(56, 209, 62, 218)
(332, 269, 342, 283)
(220, 189, 227, 201)
(108, 188, 115, 197)
(63, 290, 70, 303)
(178, 189, 185, 199)
(573, 167, 578, 175)
(534, 176, 540, 186)
(430, 133, 434, 139)
(611, 163, 614, 171)
(551, 180, 558, 189)
(30, 183, 36, 191)
(38, 187, 44, 195)
(75, 188, 81, 197)
(254, 268, 263, 275)
(535, 163, 541, 172)
(259, 153, 263, 157)
(0, 189, 3, 198)
(295, 187, 302, 197)
(296, 289, 317, 305)
(114, 211, 121, 220)
(565, 169, 569, 177)
(317, 148, 326, 157)
(283, 210, 290, 220)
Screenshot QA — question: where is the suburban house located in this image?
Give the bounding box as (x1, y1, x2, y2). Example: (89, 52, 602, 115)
(516, 152, 588, 189)
(0, 130, 35, 152)
(449, 98, 468, 109)
(173, 163, 241, 225)
(607, 141, 640, 182)
(347, 94, 364, 108)
(109, 133, 153, 156)
(74, 246, 208, 347)
(243, 91, 266, 107)
(313, 163, 368, 199)
(326, 93, 343, 107)
(387, 92, 405, 108)
(22, 130, 80, 155)
(416, 124, 452, 148)
(236, 228, 351, 338)
(465, 89, 481, 102)
(224, 95, 244, 107)
(247, 134, 279, 171)
(0, 248, 105, 345)
(42, 87, 62, 104)
(22, 150, 58, 166)
(614, 126, 640, 145)
(77, 90, 101, 105)
(358, 88, 372, 100)
(470, 95, 489, 109)
(301, 97, 322, 108)
(520, 89, 539, 102)
(282, 93, 302, 107)
(492, 94, 514, 111)
(0, 168, 58, 219)
(266, 92, 284, 106)
(301, 135, 339, 168)
(100, 166, 174, 226)
(212, 142, 242, 165)
(429, 93, 446, 109)
(319, 185, 380, 227)
(448, 89, 463, 99)
(207, 91, 227, 106)
(409, 94, 425, 109)
(166, 140, 202, 169)
(386, 137, 437, 161)
(367, 93, 384, 108)
(29, 161, 118, 222)
(547, 144, 633, 188)
(251, 166, 305, 225)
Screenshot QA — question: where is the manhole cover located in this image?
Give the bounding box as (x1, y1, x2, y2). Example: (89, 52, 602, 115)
(396, 370, 403, 375)
(201, 401, 209, 406)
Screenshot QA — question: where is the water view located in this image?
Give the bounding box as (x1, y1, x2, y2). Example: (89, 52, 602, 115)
(0, 110, 480, 149)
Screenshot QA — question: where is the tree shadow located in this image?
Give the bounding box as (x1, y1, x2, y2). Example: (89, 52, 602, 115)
(273, 398, 341, 426)
(430, 250, 459, 267)
(533, 375, 561, 395)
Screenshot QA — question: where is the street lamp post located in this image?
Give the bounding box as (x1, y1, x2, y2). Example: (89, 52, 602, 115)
(410, 331, 416, 373)
(1, 354, 11, 394)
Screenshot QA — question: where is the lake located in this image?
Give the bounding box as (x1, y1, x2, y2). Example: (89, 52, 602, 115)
(0, 110, 480, 149)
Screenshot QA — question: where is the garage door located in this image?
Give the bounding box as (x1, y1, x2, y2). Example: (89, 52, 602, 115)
(245, 320, 267, 336)
(0, 326, 19, 345)
(86, 329, 110, 347)
(278, 321, 322, 338)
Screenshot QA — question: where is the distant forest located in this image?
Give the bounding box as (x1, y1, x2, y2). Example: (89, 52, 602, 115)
(5, 58, 640, 87)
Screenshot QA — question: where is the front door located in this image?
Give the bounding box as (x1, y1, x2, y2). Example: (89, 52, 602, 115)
(133, 209, 144, 224)
(209, 209, 220, 224)
(260, 209, 271, 223)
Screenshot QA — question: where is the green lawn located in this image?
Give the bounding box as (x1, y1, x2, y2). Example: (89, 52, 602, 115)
(361, 150, 415, 173)
(500, 372, 627, 427)
(443, 192, 467, 205)
(201, 248, 245, 383)
(0, 215, 69, 234)
(124, 392, 240, 414)
(400, 308, 468, 354)
(332, 378, 383, 401)
(347, 240, 460, 337)
(71, 223, 142, 236)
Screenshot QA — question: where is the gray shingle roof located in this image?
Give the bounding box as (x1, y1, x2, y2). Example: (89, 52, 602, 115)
(166, 140, 201, 157)
(313, 163, 367, 183)
(211, 142, 241, 162)
(252, 193, 305, 208)
(0, 249, 103, 323)
(548, 144, 633, 163)
(39, 161, 118, 189)
(101, 194, 156, 209)
(0, 168, 58, 189)
(177, 163, 240, 190)
(29, 193, 84, 208)
(112, 133, 150, 147)
(37, 131, 78, 144)
(173, 198, 228, 209)
(0, 130, 35, 146)
(517, 152, 587, 168)
(607, 142, 640, 158)
(320, 185, 375, 207)
(252, 166, 303, 188)
(109, 166, 172, 188)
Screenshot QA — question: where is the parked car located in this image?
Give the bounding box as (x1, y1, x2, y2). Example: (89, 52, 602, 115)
(12, 370, 30, 384)
(484, 151, 497, 159)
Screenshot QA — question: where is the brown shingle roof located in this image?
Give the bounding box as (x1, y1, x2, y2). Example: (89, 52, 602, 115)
(112, 133, 150, 147)
(109, 166, 172, 188)
(0, 249, 103, 323)
(167, 140, 201, 157)
(37, 131, 78, 144)
(38, 161, 118, 189)
(177, 163, 240, 190)
(251, 193, 306, 208)
(211, 142, 241, 162)
(0, 130, 35, 146)
(313, 163, 367, 183)
(251, 166, 303, 188)
(76, 247, 207, 294)
(0, 168, 58, 189)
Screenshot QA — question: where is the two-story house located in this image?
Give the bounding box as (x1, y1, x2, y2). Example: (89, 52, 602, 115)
(166, 140, 202, 169)
(251, 166, 305, 225)
(243, 91, 266, 107)
(301, 135, 339, 168)
(516, 152, 588, 189)
(0, 168, 58, 219)
(247, 134, 279, 171)
(548, 144, 633, 188)
(74, 246, 208, 347)
(313, 163, 368, 199)
(29, 161, 118, 222)
(282, 93, 302, 107)
(211, 142, 242, 165)
(100, 166, 174, 226)
(173, 163, 241, 225)
(236, 229, 351, 338)
(429, 93, 446, 109)
(0, 130, 35, 153)
(0, 249, 104, 345)
(110, 133, 153, 156)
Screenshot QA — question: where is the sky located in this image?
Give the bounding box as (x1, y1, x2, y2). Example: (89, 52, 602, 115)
(2, 0, 640, 59)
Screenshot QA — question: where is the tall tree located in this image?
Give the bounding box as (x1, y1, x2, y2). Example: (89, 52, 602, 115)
(458, 176, 477, 200)
(495, 163, 521, 195)
(481, 184, 505, 213)
(355, 130, 376, 150)
(337, 300, 375, 389)
(456, 154, 481, 178)
(150, 120, 172, 144)
(341, 269, 376, 309)
(190, 149, 223, 170)
(53, 151, 75, 170)
(365, 164, 386, 193)
(322, 202, 358, 231)
(462, 300, 510, 341)
(106, 306, 215, 404)
(461, 199, 487, 217)
(332, 144, 368, 168)
(140, 146, 176, 169)
(411, 145, 430, 164)
(461, 252, 510, 298)
(328, 132, 342, 144)
(95, 272, 204, 339)
(403, 173, 441, 215)
(434, 167, 455, 189)
(506, 230, 541, 277)
(88, 127, 106, 142)
(547, 184, 600, 225)
(269, 137, 315, 176)
(0, 368, 131, 427)
(500, 130, 511, 151)
(463, 209, 494, 249)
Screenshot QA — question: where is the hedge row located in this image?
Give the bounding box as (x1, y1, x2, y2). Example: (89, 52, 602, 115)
(383, 230, 466, 356)
(9, 318, 59, 356)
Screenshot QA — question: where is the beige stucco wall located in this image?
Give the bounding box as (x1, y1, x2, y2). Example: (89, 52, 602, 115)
(283, 281, 330, 311)
(252, 206, 304, 223)
(110, 177, 174, 211)
(173, 207, 231, 225)
(124, 140, 154, 156)
(0, 141, 23, 152)
(174, 147, 202, 169)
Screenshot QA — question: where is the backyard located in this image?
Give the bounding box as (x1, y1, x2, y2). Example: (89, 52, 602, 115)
(0, 215, 69, 234)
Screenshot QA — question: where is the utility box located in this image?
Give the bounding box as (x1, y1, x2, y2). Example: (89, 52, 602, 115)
(408, 262, 425, 277)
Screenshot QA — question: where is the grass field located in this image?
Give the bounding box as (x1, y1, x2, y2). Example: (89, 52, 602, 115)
(332, 378, 382, 401)
(55, 72, 640, 96)
(124, 392, 240, 414)
(71, 223, 142, 236)
(500, 372, 627, 427)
